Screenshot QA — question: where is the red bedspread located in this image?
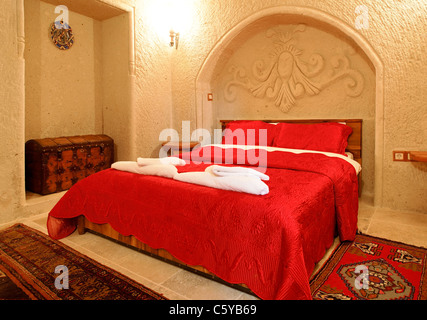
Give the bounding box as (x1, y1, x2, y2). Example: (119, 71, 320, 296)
(47, 146, 359, 300)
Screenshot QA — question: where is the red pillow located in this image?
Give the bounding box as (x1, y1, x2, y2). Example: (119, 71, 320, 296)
(222, 121, 278, 146)
(273, 122, 352, 154)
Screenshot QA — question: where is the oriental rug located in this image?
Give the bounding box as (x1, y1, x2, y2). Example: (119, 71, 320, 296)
(0, 224, 167, 300)
(310, 234, 427, 300)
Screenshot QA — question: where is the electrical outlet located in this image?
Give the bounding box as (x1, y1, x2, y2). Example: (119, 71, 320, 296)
(393, 151, 410, 161)
(394, 152, 404, 160)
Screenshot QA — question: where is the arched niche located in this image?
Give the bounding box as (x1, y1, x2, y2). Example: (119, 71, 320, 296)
(21, 0, 136, 207)
(195, 6, 384, 206)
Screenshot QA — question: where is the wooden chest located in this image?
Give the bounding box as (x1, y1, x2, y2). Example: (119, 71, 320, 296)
(25, 134, 114, 195)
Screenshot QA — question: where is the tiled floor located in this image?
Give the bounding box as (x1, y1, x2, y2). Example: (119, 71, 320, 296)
(2, 198, 427, 300)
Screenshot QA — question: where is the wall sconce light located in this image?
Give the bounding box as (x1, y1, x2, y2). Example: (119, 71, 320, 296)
(169, 30, 180, 49)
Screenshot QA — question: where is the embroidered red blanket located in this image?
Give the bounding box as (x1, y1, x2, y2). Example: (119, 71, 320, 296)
(47, 146, 359, 300)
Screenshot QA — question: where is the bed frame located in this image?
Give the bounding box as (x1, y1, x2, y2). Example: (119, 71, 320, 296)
(77, 119, 362, 297)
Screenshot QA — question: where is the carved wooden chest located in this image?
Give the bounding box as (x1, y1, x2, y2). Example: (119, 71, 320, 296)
(25, 134, 114, 195)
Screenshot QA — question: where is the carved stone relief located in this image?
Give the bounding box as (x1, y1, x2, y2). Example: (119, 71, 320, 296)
(224, 25, 364, 113)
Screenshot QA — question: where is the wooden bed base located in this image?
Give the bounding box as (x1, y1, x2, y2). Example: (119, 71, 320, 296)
(76, 119, 363, 298)
(77, 216, 256, 297)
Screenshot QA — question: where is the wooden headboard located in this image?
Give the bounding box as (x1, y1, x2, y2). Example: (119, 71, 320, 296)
(220, 119, 362, 167)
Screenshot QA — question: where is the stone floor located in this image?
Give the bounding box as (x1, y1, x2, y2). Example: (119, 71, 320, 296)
(2, 197, 427, 300)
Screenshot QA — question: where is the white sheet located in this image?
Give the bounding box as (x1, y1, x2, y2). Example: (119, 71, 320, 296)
(203, 144, 362, 175)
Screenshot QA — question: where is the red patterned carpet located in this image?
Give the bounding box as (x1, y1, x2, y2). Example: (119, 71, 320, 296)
(310, 234, 427, 300)
(0, 224, 167, 300)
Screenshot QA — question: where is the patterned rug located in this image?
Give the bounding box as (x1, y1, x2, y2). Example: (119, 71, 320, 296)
(310, 234, 427, 300)
(0, 224, 167, 300)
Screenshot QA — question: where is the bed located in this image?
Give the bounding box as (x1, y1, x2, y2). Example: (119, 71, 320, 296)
(47, 119, 362, 300)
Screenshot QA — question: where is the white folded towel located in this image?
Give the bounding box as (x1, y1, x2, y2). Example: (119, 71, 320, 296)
(173, 170, 269, 195)
(111, 161, 178, 178)
(137, 157, 186, 167)
(112, 161, 269, 195)
(205, 165, 269, 181)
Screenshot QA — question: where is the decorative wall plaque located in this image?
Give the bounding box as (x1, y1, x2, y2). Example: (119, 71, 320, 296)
(224, 25, 365, 113)
(50, 21, 74, 50)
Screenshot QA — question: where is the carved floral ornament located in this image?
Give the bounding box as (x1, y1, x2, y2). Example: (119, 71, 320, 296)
(224, 25, 365, 113)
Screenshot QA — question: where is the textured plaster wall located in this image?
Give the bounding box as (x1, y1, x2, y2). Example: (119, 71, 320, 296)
(24, 0, 103, 140)
(101, 12, 134, 161)
(0, 0, 26, 223)
(132, 0, 173, 159)
(167, 0, 427, 213)
(98, 0, 173, 159)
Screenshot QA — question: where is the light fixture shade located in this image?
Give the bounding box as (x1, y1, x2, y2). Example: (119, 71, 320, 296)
(146, 0, 194, 49)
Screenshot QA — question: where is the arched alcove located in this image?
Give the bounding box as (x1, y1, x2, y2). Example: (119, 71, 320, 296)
(195, 6, 384, 205)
